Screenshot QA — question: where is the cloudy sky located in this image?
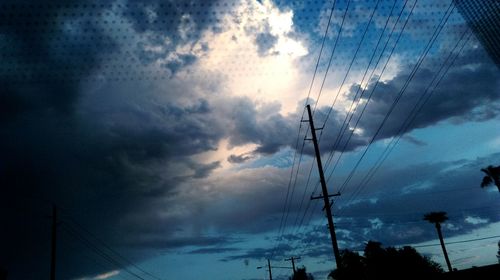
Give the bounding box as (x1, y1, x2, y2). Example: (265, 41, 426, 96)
(1, 0, 499, 279)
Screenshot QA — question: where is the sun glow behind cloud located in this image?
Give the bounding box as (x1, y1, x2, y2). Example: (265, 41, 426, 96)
(197, 0, 308, 114)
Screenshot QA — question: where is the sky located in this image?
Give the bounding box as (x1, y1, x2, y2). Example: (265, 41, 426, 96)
(0, 0, 499, 279)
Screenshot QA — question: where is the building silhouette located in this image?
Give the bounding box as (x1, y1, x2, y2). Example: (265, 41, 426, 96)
(453, 0, 500, 66)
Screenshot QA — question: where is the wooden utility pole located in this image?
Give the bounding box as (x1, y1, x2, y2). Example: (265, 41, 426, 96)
(267, 259, 273, 280)
(284, 256, 300, 273)
(306, 104, 342, 269)
(50, 205, 57, 280)
(257, 259, 273, 280)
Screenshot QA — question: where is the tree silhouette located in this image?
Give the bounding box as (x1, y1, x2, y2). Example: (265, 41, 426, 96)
(497, 240, 500, 264)
(480, 165, 500, 192)
(290, 267, 314, 280)
(329, 241, 442, 280)
(424, 211, 453, 272)
(329, 250, 366, 280)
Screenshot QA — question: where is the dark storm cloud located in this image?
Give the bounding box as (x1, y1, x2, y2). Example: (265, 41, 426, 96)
(190, 161, 222, 179)
(120, 0, 228, 74)
(0, 0, 117, 119)
(401, 135, 427, 146)
(123, 235, 232, 250)
(165, 151, 496, 255)
(121, 0, 219, 34)
(225, 98, 299, 155)
(222, 244, 293, 261)
(188, 247, 240, 255)
(228, 153, 253, 164)
(352, 49, 500, 143)
(0, 2, 120, 277)
(226, 44, 500, 156)
(0, 1, 229, 279)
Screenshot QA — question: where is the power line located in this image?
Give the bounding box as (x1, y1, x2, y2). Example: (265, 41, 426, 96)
(60, 233, 132, 280)
(292, 2, 416, 250)
(274, 139, 308, 257)
(413, 235, 500, 248)
(290, 1, 410, 258)
(62, 215, 163, 280)
(61, 223, 150, 280)
(312, 0, 352, 114)
(271, 117, 306, 259)
(291, 0, 399, 245)
(346, 234, 500, 252)
(333, 1, 456, 197)
(344, 30, 473, 206)
(321, 0, 385, 128)
(324, 0, 421, 189)
(305, 0, 338, 105)
(287, 0, 353, 241)
(272, 0, 345, 260)
(322, 0, 407, 173)
(334, 2, 458, 208)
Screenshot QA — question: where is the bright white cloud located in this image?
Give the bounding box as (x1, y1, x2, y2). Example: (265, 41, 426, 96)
(465, 216, 489, 225)
(73, 270, 120, 280)
(197, 0, 308, 114)
(94, 270, 120, 280)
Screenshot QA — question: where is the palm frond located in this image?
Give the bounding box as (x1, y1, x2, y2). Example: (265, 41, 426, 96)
(481, 176, 493, 188)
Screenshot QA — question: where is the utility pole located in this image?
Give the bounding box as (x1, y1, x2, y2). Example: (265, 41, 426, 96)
(257, 259, 273, 280)
(267, 259, 272, 280)
(306, 104, 342, 269)
(284, 256, 300, 273)
(50, 205, 57, 280)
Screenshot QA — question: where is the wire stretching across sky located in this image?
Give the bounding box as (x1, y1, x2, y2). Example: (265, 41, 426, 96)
(288, 0, 411, 258)
(332, 2, 457, 198)
(341, 30, 473, 210)
(288, 0, 393, 255)
(323, 0, 421, 188)
(312, 0, 352, 115)
(292, 0, 463, 263)
(61, 223, 150, 280)
(293, 0, 415, 245)
(270, 0, 342, 259)
(321, 0, 409, 172)
(270, 118, 306, 259)
(305, 0, 410, 208)
(284, 0, 353, 248)
(62, 214, 164, 280)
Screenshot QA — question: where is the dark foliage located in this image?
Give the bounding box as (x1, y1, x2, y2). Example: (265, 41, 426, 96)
(329, 241, 443, 280)
(290, 267, 315, 280)
(480, 165, 500, 192)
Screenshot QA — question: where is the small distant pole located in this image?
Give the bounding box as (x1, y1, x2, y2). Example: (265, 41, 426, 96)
(50, 205, 57, 280)
(284, 256, 301, 273)
(267, 259, 273, 280)
(257, 259, 273, 280)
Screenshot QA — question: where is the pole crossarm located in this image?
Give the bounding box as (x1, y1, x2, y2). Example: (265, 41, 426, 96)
(310, 192, 341, 200)
(271, 266, 294, 269)
(284, 256, 301, 273)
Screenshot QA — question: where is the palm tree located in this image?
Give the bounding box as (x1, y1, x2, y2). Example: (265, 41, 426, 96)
(480, 165, 500, 192)
(423, 211, 453, 272)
